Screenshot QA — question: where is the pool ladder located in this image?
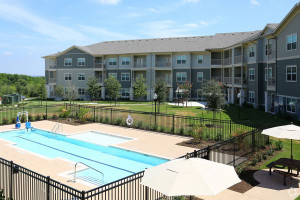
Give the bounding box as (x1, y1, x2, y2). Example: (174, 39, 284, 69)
(69, 162, 104, 183)
(52, 123, 63, 134)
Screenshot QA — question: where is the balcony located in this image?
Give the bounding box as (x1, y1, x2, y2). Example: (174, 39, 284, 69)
(234, 77, 247, 85)
(96, 77, 103, 83)
(134, 62, 147, 68)
(49, 78, 56, 84)
(223, 57, 232, 65)
(211, 77, 232, 85)
(95, 63, 105, 69)
(155, 61, 171, 68)
(234, 55, 243, 64)
(49, 65, 57, 69)
(211, 59, 222, 65)
(267, 50, 276, 60)
(132, 77, 147, 83)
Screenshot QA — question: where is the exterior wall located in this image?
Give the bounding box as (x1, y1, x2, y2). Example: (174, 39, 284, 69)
(245, 43, 257, 63)
(191, 69, 210, 99)
(172, 53, 191, 68)
(57, 48, 94, 69)
(172, 69, 191, 98)
(191, 53, 211, 67)
(246, 63, 259, 106)
(277, 13, 300, 59)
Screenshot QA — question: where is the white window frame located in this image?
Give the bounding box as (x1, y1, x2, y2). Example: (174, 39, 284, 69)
(121, 73, 130, 81)
(249, 46, 255, 58)
(78, 88, 85, 96)
(108, 73, 117, 79)
(176, 72, 187, 82)
(64, 58, 72, 66)
(121, 57, 130, 65)
(286, 65, 297, 82)
(286, 97, 297, 113)
(249, 68, 255, 81)
(78, 73, 85, 81)
(197, 55, 203, 64)
(108, 58, 117, 65)
(64, 73, 72, 81)
(77, 58, 85, 66)
(121, 88, 130, 98)
(176, 55, 187, 64)
(197, 72, 203, 82)
(265, 68, 272, 81)
(286, 33, 297, 51)
(249, 91, 255, 103)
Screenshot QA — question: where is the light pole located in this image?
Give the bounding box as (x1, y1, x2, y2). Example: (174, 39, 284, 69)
(154, 93, 158, 126)
(237, 92, 241, 120)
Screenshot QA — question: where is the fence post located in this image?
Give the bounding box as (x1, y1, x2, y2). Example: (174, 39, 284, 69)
(145, 186, 149, 200)
(46, 103, 48, 120)
(233, 137, 236, 167)
(81, 190, 85, 200)
(193, 150, 197, 158)
(46, 176, 50, 200)
(252, 130, 255, 153)
(230, 120, 232, 135)
(110, 108, 113, 124)
(93, 106, 96, 122)
(206, 146, 210, 160)
(172, 114, 175, 134)
(10, 161, 13, 199)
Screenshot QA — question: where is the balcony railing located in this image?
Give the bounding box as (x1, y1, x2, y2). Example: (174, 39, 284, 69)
(156, 77, 171, 84)
(134, 62, 147, 68)
(234, 77, 247, 84)
(49, 65, 57, 69)
(49, 78, 56, 83)
(95, 63, 104, 69)
(223, 57, 232, 65)
(211, 77, 232, 84)
(155, 61, 171, 68)
(96, 78, 103, 83)
(132, 77, 147, 83)
(211, 59, 222, 65)
(267, 50, 276, 60)
(268, 77, 276, 86)
(234, 55, 243, 64)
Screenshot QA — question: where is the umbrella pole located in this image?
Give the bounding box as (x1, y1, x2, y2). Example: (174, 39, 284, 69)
(291, 139, 293, 161)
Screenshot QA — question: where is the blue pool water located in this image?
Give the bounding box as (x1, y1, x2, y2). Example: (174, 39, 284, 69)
(0, 129, 168, 186)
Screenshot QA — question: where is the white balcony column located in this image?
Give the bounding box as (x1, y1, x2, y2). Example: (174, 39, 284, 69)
(130, 87, 134, 100)
(265, 92, 268, 112)
(101, 87, 105, 99)
(241, 66, 244, 84)
(231, 48, 235, 65)
(169, 87, 173, 101)
(231, 87, 234, 104)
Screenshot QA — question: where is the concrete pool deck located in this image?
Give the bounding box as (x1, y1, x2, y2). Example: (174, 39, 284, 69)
(0, 120, 195, 191)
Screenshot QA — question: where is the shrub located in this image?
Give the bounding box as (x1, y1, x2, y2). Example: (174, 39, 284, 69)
(231, 129, 248, 149)
(151, 124, 158, 131)
(185, 128, 194, 136)
(43, 114, 47, 120)
(179, 127, 185, 135)
(273, 140, 283, 150)
(52, 114, 58, 120)
(170, 127, 175, 133)
(115, 118, 123, 125)
(35, 114, 41, 121)
(11, 118, 17, 124)
(134, 121, 143, 129)
(59, 107, 71, 118)
(28, 115, 34, 122)
(76, 108, 91, 122)
(2, 118, 9, 124)
(104, 117, 110, 124)
(235, 164, 244, 176)
(214, 133, 223, 141)
(160, 126, 165, 132)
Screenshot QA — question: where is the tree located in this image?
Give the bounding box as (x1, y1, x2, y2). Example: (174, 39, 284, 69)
(87, 77, 101, 101)
(154, 77, 168, 113)
(54, 85, 64, 100)
(202, 80, 226, 119)
(133, 75, 147, 101)
(177, 81, 193, 107)
(65, 84, 78, 106)
(0, 84, 16, 96)
(104, 75, 121, 106)
(37, 81, 47, 105)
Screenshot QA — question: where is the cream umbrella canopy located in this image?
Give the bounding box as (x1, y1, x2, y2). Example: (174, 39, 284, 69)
(140, 157, 240, 197)
(262, 123, 300, 160)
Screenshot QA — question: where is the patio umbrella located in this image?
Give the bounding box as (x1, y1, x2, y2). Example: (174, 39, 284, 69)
(262, 123, 300, 160)
(140, 157, 240, 197)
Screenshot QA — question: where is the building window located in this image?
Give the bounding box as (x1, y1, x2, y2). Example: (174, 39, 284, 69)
(249, 69, 255, 81)
(108, 73, 117, 79)
(78, 73, 85, 81)
(287, 33, 297, 51)
(249, 46, 255, 58)
(78, 88, 85, 96)
(265, 68, 272, 81)
(109, 58, 117, 65)
(197, 89, 205, 100)
(286, 65, 297, 82)
(64, 73, 72, 81)
(77, 58, 85, 66)
(121, 57, 130, 65)
(197, 72, 203, 82)
(121, 88, 130, 98)
(176, 55, 186, 64)
(265, 44, 272, 56)
(286, 97, 296, 113)
(176, 72, 187, 82)
(249, 91, 255, 103)
(121, 73, 130, 81)
(64, 58, 72, 66)
(197, 55, 203, 64)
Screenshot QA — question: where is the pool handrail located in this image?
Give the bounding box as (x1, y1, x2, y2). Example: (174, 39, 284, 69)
(52, 123, 63, 134)
(71, 162, 104, 183)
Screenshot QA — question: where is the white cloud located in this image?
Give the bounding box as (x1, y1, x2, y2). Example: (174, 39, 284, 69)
(79, 25, 136, 41)
(0, 2, 85, 41)
(184, 23, 198, 28)
(91, 0, 121, 5)
(250, 0, 260, 6)
(182, 0, 200, 3)
(3, 51, 13, 55)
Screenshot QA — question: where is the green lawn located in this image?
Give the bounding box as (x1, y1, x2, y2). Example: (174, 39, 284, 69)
(295, 195, 300, 200)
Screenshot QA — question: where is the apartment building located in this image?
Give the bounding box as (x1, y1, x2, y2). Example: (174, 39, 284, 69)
(44, 2, 300, 119)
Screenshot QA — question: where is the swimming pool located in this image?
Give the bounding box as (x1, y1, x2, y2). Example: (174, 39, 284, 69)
(0, 129, 168, 186)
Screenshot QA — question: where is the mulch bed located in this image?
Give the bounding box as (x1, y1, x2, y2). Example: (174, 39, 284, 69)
(177, 139, 215, 149)
(49, 118, 93, 126)
(229, 170, 259, 193)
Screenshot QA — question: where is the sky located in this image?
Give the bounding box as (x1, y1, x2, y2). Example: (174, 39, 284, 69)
(0, 0, 299, 76)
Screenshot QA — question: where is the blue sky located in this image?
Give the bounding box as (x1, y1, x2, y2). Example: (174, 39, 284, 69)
(0, 0, 299, 76)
